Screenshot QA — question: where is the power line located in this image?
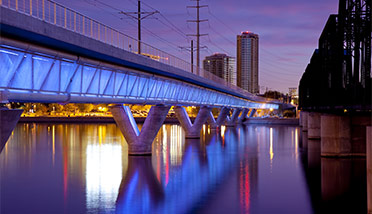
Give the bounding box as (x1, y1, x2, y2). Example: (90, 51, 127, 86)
(187, 0, 208, 72)
(207, 7, 236, 34)
(83, 0, 189, 57)
(206, 35, 231, 54)
(119, 1, 159, 54)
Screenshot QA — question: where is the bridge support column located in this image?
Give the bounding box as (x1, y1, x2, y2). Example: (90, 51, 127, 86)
(109, 104, 170, 155)
(300, 111, 308, 131)
(367, 126, 372, 214)
(320, 114, 351, 157)
(216, 107, 230, 126)
(237, 108, 249, 123)
(207, 107, 230, 129)
(174, 106, 211, 138)
(226, 108, 241, 127)
(0, 107, 23, 152)
(308, 112, 321, 139)
(248, 108, 256, 117)
(207, 111, 218, 129)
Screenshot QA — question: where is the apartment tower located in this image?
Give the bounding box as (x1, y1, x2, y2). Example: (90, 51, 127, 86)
(203, 53, 236, 86)
(237, 31, 259, 93)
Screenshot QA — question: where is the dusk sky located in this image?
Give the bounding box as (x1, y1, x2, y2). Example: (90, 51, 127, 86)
(55, 0, 339, 93)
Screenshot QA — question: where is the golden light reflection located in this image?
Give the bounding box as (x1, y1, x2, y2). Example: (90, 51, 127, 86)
(170, 125, 183, 166)
(86, 143, 122, 211)
(221, 125, 226, 137)
(269, 128, 274, 162)
(52, 125, 55, 165)
(162, 125, 169, 186)
(98, 126, 103, 145)
(295, 128, 298, 159)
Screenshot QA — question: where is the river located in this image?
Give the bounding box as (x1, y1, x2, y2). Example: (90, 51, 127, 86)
(0, 123, 366, 213)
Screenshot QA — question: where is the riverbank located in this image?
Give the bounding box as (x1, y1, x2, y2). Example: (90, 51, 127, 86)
(19, 116, 180, 124)
(19, 116, 299, 125)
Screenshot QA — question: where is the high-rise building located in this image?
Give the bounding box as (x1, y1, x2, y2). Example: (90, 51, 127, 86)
(203, 53, 236, 86)
(237, 31, 259, 94)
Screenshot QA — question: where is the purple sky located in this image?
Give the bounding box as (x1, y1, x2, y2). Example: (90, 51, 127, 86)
(55, 0, 339, 93)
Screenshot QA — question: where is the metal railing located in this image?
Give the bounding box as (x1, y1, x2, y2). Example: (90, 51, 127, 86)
(0, 0, 258, 100)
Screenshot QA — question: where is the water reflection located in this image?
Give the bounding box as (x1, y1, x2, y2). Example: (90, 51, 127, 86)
(116, 156, 164, 214)
(0, 123, 367, 214)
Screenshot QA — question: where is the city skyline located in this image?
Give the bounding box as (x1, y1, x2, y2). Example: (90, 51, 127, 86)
(54, 0, 338, 93)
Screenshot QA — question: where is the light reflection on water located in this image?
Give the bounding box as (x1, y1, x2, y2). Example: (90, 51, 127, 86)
(0, 123, 367, 214)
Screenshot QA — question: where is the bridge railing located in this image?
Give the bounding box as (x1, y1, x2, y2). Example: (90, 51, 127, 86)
(1, 0, 257, 99)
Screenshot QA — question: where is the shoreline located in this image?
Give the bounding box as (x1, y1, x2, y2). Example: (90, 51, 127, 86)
(18, 116, 181, 124)
(19, 116, 299, 125)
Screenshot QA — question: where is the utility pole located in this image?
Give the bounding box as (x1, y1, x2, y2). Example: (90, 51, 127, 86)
(187, 0, 208, 75)
(120, 1, 158, 54)
(179, 40, 207, 74)
(191, 40, 194, 74)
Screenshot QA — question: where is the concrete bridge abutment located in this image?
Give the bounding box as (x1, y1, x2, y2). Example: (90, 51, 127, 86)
(109, 104, 170, 155)
(174, 106, 211, 138)
(0, 107, 23, 152)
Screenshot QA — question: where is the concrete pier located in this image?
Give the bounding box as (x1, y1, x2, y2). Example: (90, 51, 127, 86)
(110, 104, 170, 155)
(320, 114, 351, 157)
(237, 108, 249, 123)
(308, 112, 321, 139)
(216, 107, 230, 126)
(300, 111, 308, 131)
(174, 106, 210, 138)
(207, 111, 218, 129)
(367, 126, 372, 214)
(207, 107, 230, 129)
(248, 108, 256, 117)
(0, 107, 23, 152)
(226, 108, 241, 127)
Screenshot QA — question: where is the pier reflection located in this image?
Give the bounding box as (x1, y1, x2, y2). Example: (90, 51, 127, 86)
(116, 156, 164, 213)
(304, 140, 367, 213)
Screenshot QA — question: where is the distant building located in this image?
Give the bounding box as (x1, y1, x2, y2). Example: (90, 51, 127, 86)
(237, 31, 259, 94)
(288, 87, 298, 97)
(203, 53, 236, 86)
(289, 87, 298, 105)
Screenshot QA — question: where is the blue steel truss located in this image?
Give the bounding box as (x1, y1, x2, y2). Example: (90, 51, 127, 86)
(0, 45, 278, 109)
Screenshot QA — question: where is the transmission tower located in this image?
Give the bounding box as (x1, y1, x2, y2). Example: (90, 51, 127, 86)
(187, 0, 208, 74)
(119, 1, 158, 54)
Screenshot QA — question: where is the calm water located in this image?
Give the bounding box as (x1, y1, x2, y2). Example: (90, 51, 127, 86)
(0, 123, 366, 214)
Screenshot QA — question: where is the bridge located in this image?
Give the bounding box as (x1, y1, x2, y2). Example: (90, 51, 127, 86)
(298, 1, 371, 211)
(298, 0, 371, 157)
(0, 0, 279, 154)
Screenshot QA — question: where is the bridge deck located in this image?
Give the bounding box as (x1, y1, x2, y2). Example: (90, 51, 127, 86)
(0, 2, 278, 109)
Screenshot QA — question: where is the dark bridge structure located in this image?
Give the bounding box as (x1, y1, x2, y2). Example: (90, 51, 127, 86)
(298, 1, 371, 211)
(298, 0, 371, 156)
(299, 0, 371, 111)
